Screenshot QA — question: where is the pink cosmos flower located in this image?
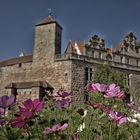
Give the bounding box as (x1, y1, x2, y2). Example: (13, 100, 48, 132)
(94, 83, 108, 93)
(44, 123, 68, 134)
(0, 118, 8, 128)
(0, 107, 8, 127)
(0, 107, 5, 116)
(57, 92, 71, 98)
(11, 116, 33, 128)
(86, 101, 102, 110)
(87, 83, 107, 93)
(104, 84, 125, 99)
(127, 101, 134, 108)
(108, 110, 127, 126)
(52, 91, 71, 100)
(0, 95, 15, 108)
(138, 107, 140, 112)
(87, 83, 98, 92)
(55, 99, 71, 109)
(87, 83, 125, 99)
(19, 99, 44, 118)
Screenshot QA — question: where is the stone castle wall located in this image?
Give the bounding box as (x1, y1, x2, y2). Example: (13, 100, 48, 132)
(31, 60, 72, 92)
(0, 16, 140, 105)
(0, 62, 32, 95)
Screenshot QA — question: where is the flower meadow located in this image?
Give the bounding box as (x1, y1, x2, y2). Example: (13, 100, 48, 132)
(1, 83, 140, 140)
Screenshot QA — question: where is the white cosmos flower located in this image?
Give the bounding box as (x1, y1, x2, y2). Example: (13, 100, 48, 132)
(77, 123, 85, 132)
(127, 117, 137, 123)
(82, 110, 87, 118)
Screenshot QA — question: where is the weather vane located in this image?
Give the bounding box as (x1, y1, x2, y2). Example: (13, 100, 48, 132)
(48, 8, 52, 16)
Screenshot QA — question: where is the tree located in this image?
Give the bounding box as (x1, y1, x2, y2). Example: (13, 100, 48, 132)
(93, 64, 126, 87)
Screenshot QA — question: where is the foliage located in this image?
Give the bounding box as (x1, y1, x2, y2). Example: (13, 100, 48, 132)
(129, 78, 140, 106)
(0, 83, 140, 140)
(93, 64, 126, 87)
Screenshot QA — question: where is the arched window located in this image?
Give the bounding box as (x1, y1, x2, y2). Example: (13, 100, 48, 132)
(106, 54, 112, 61)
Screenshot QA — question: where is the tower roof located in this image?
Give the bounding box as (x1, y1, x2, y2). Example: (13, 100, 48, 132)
(36, 15, 62, 29)
(65, 41, 76, 54)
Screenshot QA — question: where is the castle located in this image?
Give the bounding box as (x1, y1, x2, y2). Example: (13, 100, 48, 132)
(0, 15, 140, 104)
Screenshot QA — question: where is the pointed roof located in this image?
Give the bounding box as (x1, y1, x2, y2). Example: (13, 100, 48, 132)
(36, 15, 62, 29)
(74, 42, 85, 55)
(65, 41, 76, 54)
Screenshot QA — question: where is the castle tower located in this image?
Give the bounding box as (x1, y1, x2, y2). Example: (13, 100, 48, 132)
(32, 15, 62, 66)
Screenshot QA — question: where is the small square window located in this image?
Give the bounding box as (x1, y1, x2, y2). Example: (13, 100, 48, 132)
(19, 63, 22, 67)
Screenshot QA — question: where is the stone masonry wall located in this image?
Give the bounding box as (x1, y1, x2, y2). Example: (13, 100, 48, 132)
(71, 60, 86, 105)
(0, 62, 32, 96)
(31, 60, 72, 92)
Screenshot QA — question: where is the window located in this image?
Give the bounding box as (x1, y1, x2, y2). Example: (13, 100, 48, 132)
(126, 58, 129, 64)
(99, 52, 101, 59)
(136, 48, 139, 53)
(89, 68, 92, 81)
(85, 67, 88, 81)
(19, 63, 22, 67)
(106, 54, 112, 61)
(136, 60, 139, 66)
(85, 67, 93, 85)
(120, 57, 123, 63)
(92, 50, 94, 58)
(124, 74, 129, 86)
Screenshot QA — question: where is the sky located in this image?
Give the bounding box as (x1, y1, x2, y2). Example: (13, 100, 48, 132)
(0, 0, 140, 60)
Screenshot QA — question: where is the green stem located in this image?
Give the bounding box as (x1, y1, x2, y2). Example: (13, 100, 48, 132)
(115, 125, 118, 140)
(1, 128, 8, 138)
(109, 123, 112, 140)
(35, 119, 40, 139)
(0, 134, 6, 138)
(87, 110, 97, 140)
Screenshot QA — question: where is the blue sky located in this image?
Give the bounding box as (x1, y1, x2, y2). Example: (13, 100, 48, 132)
(0, 0, 140, 60)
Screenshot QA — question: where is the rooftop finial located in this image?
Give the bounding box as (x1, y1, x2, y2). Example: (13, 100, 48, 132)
(48, 8, 52, 16)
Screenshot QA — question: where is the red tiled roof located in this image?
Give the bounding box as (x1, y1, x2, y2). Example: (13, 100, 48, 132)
(36, 15, 62, 29)
(75, 42, 85, 55)
(0, 55, 33, 67)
